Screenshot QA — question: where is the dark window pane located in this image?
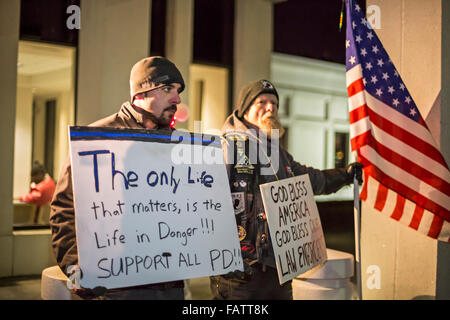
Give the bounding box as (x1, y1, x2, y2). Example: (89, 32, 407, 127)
(193, 0, 234, 66)
(274, 0, 366, 64)
(150, 0, 167, 57)
(44, 100, 56, 178)
(20, 0, 80, 46)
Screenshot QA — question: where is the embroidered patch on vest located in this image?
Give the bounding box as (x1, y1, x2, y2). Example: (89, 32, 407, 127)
(231, 192, 245, 215)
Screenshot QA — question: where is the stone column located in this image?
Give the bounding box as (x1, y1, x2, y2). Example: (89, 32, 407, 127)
(362, 0, 449, 299)
(77, 0, 151, 125)
(233, 0, 273, 107)
(437, 0, 450, 300)
(165, 0, 193, 130)
(0, 0, 20, 277)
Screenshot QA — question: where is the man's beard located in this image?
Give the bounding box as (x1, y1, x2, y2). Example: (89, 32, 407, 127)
(142, 105, 177, 129)
(155, 105, 177, 128)
(260, 115, 285, 139)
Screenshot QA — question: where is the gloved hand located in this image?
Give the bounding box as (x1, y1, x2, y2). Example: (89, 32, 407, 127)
(346, 162, 364, 184)
(223, 259, 254, 281)
(74, 286, 108, 300)
(66, 265, 107, 299)
(323, 162, 364, 193)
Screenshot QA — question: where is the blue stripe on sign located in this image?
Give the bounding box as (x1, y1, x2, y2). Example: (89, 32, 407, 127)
(70, 131, 220, 144)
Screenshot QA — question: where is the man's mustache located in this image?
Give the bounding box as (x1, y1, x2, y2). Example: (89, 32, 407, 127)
(164, 105, 177, 113)
(262, 113, 277, 121)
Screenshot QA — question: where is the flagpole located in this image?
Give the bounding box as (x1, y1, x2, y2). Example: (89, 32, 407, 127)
(346, 0, 362, 299)
(353, 173, 362, 300)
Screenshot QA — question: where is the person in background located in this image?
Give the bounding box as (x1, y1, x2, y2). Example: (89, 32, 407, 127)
(20, 161, 56, 224)
(211, 79, 363, 300)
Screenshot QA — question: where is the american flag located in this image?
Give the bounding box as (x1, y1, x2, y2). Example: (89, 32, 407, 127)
(345, 0, 450, 241)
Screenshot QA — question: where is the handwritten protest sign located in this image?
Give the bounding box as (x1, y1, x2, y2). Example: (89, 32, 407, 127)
(69, 126, 243, 289)
(259, 174, 327, 284)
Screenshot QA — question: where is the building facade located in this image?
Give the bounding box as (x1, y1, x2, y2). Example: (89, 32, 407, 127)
(0, 0, 448, 299)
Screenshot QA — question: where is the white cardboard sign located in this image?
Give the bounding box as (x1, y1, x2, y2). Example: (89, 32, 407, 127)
(69, 126, 243, 289)
(259, 174, 327, 284)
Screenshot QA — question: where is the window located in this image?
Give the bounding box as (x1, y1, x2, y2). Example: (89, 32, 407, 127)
(14, 41, 76, 229)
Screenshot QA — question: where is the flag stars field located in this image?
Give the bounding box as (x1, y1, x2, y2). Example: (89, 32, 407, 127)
(345, 7, 422, 122)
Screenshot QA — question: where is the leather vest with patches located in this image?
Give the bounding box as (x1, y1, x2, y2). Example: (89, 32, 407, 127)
(225, 133, 294, 268)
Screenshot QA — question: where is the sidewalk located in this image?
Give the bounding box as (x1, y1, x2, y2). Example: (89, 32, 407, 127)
(0, 275, 42, 300)
(0, 275, 213, 300)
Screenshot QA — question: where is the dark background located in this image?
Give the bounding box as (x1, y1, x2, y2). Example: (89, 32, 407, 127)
(20, 0, 366, 65)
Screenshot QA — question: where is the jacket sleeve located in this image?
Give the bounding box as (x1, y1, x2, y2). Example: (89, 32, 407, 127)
(20, 189, 43, 204)
(284, 150, 351, 195)
(49, 158, 78, 274)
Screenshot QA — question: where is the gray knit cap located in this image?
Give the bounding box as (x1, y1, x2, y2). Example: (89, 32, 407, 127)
(130, 56, 185, 100)
(237, 79, 279, 118)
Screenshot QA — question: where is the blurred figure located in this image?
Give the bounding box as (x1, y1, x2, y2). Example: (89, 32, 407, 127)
(20, 161, 56, 223)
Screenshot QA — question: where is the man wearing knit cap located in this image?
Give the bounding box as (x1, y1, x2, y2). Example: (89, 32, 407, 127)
(50, 57, 186, 300)
(210, 79, 363, 300)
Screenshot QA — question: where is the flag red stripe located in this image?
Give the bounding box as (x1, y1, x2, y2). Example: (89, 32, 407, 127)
(358, 155, 450, 222)
(359, 170, 369, 201)
(364, 130, 450, 196)
(351, 130, 371, 151)
(374, 183, 389, 211)
(427, 215, 444, 239)
(409, 205, 425, 230)
(349, 105, 369, 124)
(391, 194, 406, 221)
(418, 116, 428, 129)
(347, 78, 365, 97)
(347, 74, 429, 131)
(360, 169, 369, 201)
(360, 170, 447, 240)
(366, 105, 449, 169)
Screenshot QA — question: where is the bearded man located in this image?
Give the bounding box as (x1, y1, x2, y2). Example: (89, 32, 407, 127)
(50, 57, 186, 300)
(210, 79, 363, 300)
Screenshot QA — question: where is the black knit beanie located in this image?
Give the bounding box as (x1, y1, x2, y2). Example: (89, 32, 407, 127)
(237, 79, 279, 118)
(130, 56, 185, 100)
